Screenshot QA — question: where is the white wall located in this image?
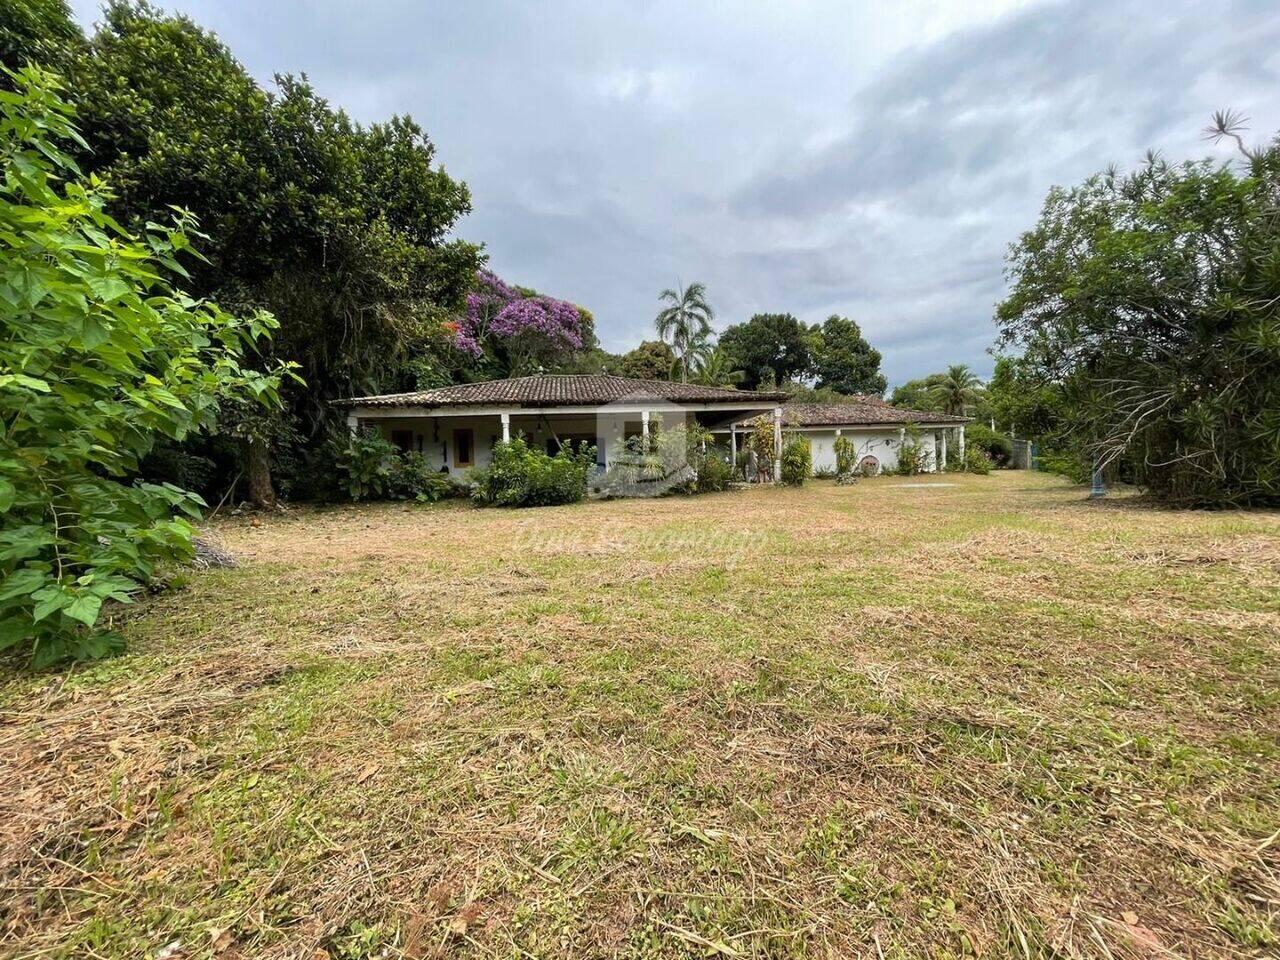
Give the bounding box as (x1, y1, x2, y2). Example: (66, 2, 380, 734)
(802, 428, 941, 475)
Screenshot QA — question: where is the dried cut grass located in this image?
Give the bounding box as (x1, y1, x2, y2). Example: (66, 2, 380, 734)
(1, 473, 1277, 959)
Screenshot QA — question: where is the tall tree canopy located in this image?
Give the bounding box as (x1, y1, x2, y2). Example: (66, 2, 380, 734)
(719, 312, 812, 389)
(809, 314, 886, 396)
(997, 119, 1280, 506)
(619, 340, 677, 380)
(926, 364, 983, 416)
(654, 281, 714, 381)
(11, 1, 487, 502)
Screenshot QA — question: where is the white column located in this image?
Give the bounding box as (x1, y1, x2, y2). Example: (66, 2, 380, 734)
(957, 425, 965, 461)
(772, 406, 782, 482)
(641, 409, 650, 442)
(346, 413, 359, 437)
(940, 430, 947, 471)
(500, 412, 510, 442)
(730, 426, 737, 470)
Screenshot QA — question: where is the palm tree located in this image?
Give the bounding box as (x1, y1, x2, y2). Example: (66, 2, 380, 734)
(655, 281, 715, 381)
(926, 364, 984, 416)
(692, 346, 745, 387)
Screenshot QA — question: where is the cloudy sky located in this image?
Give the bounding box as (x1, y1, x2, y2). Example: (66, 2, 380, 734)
(70, 1, 1280, 385)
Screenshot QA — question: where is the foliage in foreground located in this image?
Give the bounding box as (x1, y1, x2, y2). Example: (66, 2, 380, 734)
(998, 117, 1280, 506)
(0, 69, 288, 665)
(471, 437, 595, 508)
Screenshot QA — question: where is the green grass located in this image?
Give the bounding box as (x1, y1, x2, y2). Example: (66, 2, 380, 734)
(1, 472, 1277, 959)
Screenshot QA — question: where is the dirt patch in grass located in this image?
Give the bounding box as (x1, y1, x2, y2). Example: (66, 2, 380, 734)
(2, 473, 1278, 959)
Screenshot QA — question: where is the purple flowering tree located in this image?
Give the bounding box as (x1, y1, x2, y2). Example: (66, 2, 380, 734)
(449, 269, 586, 373)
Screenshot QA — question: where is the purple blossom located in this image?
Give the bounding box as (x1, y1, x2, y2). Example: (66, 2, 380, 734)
(491, 297, 583, 349)
(450, 269, 583, 356)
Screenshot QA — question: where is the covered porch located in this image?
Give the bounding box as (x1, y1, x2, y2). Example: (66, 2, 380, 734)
(340, 375, 790, 482)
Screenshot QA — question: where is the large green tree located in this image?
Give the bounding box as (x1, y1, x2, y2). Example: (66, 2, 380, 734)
(997, 118, 1280, 505)
(619, 339, 677, 380)
(809, 314, 886, 396)
(27, 1, 482, 503)
(0, 0, 80, 74)
(0, 69, 290, 664)
(654, 281, 714, 381)
(719, 312, 812, 389)
(986, 355, 1064, 438)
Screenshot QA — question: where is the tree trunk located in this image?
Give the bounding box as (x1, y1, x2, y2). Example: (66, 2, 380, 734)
(244, 438, 276, 508)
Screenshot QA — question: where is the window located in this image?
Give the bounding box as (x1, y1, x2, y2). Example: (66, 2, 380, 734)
(390, 429, 413, 453)
(453, 428, 474, 467)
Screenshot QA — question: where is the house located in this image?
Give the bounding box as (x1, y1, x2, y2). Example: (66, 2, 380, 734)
(717, 400, 970, 475)
(340, 374, 790, 479)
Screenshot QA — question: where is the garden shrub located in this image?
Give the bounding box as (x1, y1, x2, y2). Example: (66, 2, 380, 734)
(964, 424, 1014, 467)
(833, 435, 857, 478)
(388, 453, 462, 502)
(336, 430, 399, 501)
(471, 437, 595, 507)
(692, 445, 734, 493)
(336, 431, 463, 502)
(780, 436, 811, 485)
(893, 424, 931, 476)
(963, 446, 992, 475)
(600, 425, 699, 497)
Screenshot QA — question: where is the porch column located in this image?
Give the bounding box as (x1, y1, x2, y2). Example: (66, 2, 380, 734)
(773, 406, 782, 482)
(500, 412, 510, 442)
(641, 409, 650, 442)
(939, 430, 947, 471)
(957, 425, 965, 461)
(346, 413, 359, 437)
(730, 426, 737, 470)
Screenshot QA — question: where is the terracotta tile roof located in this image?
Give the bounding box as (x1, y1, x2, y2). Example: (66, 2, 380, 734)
(748, 401, 971, 427)
(341, 374, 789, 408)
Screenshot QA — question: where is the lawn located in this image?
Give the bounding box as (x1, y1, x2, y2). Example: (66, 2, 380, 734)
(2, 472, 1278, 959)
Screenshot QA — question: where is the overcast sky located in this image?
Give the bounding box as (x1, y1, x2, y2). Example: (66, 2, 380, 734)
(70, 1, 1280, 385)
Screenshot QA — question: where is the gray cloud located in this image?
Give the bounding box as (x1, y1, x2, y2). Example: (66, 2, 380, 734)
(70, 0, 1280, 384)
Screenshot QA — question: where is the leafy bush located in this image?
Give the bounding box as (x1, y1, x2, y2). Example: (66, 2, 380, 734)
(833, 435, 857, 477)
(471, 437, 594, 507)
(962, 446, 992, 475)
(692, 446, 733, 493)
(0, 70, 290, 666)
(780, 436, 811, 485)
(1037, 447, 1092, 484)
(893, 424, 932, 476)
(964, 424, 1013, 467)
(388, 453, 462, 502)
(336, 430, 463, 502)
(336, 430, 399, 501)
